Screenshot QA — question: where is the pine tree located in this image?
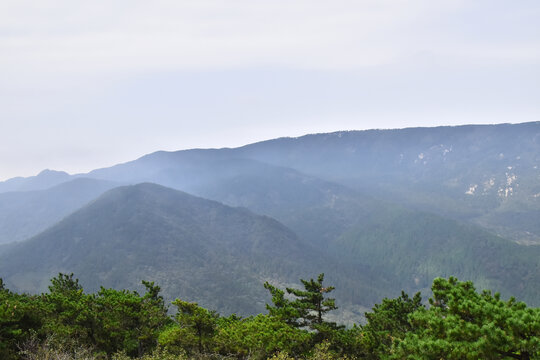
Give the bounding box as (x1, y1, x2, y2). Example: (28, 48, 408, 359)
(170, 299, 218, 354)
(263, 282, 302, 327)
(393, 277, 540, 360)
(265, 273, 339, 331)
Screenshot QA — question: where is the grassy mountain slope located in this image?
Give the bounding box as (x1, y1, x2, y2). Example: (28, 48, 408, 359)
(0, 178, 118, 244)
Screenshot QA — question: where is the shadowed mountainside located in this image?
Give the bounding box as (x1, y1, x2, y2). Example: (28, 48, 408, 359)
(0, 183, 392, 315)
(0, 178, 118, 244)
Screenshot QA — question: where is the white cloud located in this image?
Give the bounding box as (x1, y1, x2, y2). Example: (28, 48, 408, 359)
(2, 0, 537, 76)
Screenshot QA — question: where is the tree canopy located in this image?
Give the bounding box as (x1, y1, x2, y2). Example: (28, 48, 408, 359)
(393, 277, 540, 360)
(0, 274, 539, 359)
(265, 273, 339, 332)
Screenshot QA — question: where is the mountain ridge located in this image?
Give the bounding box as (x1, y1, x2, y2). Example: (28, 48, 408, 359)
(0, 178, 119, 244)
(1, 121, 539, 316)
(0, 182, 389, 316)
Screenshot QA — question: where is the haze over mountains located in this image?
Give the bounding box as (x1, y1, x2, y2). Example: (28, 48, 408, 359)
(0, 122, 539, 318)
(0, 183, 326, 315)
(0, 178, 118, 244)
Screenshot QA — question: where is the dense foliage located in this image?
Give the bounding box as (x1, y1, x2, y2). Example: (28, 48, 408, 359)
(1, 273, 539, 359)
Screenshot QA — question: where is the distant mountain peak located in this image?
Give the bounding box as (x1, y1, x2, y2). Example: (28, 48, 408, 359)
(0, 168, 72, 194)
(36, 169, 70, 177)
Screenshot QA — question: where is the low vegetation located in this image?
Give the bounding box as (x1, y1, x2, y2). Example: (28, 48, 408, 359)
(1, 274, 539, 359)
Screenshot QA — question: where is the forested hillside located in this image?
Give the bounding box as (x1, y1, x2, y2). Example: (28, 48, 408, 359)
(0, 183, 391, 316)
(234, 122, 540, 244)
(0, 122, 539, 322)
(1, 274, 538, 359)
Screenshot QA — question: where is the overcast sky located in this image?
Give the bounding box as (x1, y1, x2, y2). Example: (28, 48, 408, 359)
(1, 0, 539, 180)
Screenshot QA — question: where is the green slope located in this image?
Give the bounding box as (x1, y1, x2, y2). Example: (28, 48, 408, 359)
(0, 183, 388, 315)
(332, 207, 540, 305)
(176, 162, 540, 305)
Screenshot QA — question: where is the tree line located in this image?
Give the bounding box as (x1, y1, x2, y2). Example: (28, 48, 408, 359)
(1, 274, 539, 359)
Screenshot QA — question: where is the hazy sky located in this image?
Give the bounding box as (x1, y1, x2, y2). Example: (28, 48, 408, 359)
(1, 0, 539, 180)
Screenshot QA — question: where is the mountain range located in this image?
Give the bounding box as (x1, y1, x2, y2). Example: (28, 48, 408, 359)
(0, 121, 539, 318)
